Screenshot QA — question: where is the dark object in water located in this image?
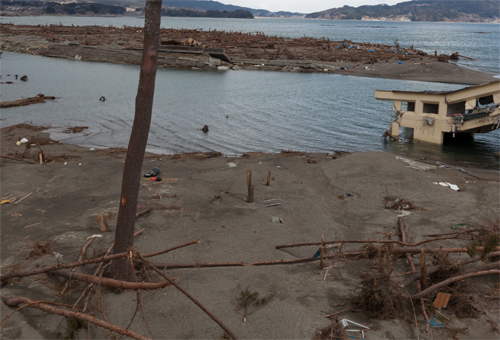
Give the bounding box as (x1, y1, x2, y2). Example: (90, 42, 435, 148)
(99, 96, 106, 102)
(20, 75, 28, 81)
(202, 125, 209, 133)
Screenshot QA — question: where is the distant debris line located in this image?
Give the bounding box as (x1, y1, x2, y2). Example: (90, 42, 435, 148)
(161, 8, 253, 19)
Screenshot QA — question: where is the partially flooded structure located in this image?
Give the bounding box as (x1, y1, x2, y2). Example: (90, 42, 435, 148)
(375, 80, 500, 144)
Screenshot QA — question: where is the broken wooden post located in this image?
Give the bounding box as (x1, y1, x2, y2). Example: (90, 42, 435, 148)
(266, 171, 271, 186)
(247, 169, 254, 203)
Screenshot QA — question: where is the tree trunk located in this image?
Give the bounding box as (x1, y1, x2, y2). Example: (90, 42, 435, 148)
(111, 0, 162, 281)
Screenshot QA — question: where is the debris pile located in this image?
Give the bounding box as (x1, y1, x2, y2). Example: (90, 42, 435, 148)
(0, 23, 457, 74)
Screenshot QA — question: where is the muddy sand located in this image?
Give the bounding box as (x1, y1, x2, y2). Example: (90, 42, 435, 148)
(1, 23, 498, 85)
(0, 124, 499, 339)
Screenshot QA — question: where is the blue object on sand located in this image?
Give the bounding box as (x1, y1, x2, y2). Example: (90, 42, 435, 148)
(313, 249, 321, 260)
(428, 317, 445, 328)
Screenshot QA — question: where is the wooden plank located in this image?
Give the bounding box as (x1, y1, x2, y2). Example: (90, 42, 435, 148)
(433, 292, 451, 309)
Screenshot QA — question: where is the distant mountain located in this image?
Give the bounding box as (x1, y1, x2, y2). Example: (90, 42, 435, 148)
(306, 0, 500, 22)
(90, 0, 303, 18)
(161, 0, 303, 18)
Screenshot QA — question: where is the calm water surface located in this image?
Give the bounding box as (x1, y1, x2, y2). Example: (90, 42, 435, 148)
(0, 17, 499, 168)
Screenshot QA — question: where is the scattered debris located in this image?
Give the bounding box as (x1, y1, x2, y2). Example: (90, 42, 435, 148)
(236, 286, 275, 322)
(434, 292, 452, 309)
(270, 216, 283, 224)
(435, 182, 460, 191)
(144, 167, 160, 178)
(95, 213, 110, 233)
(384, 196, 420, 211)
(14, 192, 33, 205)
(26, 242, 52, 260)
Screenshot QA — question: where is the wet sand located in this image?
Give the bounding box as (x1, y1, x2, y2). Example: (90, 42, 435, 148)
(1, 124, 499, 339)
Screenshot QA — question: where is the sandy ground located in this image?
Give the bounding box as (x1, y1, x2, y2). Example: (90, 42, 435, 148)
(1, 124, 499, 339)
(1, 23, 498, 85)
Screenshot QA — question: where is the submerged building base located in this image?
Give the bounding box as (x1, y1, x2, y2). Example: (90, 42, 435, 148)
(376, 80, 500, 144)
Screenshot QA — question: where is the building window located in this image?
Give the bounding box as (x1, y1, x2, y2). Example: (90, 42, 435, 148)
(402, 101, 415, 111)
(423, 103, 439, 114)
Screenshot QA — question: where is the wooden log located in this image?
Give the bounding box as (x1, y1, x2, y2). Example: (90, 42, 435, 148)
(247, 169, 254, 203)
(458, 54, 476, 60)
(0, 94, 56, 109)
(266, 171, 271, 186)
(1, 296, 150, 340)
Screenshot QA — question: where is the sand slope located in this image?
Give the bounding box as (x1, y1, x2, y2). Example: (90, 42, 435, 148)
(1, 125, 499, 339)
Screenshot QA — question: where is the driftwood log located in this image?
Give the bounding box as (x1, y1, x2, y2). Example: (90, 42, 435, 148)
(0, 94, 56, 108)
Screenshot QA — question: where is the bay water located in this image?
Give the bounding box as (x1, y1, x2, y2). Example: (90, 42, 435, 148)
(1, 16, 499, 167)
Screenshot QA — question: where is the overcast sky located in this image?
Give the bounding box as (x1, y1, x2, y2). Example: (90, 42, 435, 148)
(218, 1, 404, 14)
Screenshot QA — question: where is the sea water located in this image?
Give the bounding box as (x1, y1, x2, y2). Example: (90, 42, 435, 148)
(0, 17, 499, 167)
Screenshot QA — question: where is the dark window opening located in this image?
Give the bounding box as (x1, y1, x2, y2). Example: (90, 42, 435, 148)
(423, 103, 439, 114)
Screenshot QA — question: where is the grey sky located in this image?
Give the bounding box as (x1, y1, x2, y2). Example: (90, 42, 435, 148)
(218, 1, 403, 13)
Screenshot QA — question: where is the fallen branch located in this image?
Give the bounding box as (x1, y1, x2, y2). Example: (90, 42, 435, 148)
(0, 155, 36, 164)
(1, 239, 198, 283)
(136, 207, 153, 218)
(324, 307, 355, 318)
(14, 192, 33, 205)
(411, 269, 500, 300)
(250, 257, 315, 266)
(151, 261, 245, 269)
(275, 229, 481, 249)
(402, 252, 500, 286)
(1, 296, 150, 340)
(136, 253, 239, 340)
(50, 270, 171, 290)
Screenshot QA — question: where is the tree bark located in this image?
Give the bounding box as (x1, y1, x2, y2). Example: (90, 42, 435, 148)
(112, 0, 162, 281)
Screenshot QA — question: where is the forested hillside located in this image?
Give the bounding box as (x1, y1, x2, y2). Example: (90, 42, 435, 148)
(306, 0, 500, 22)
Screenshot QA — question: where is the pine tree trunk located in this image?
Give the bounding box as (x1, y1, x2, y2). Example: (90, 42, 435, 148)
(111, 0, 162, 281)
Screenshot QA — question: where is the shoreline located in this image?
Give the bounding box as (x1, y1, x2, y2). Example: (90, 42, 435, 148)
(1, 23, 498, 85)
(1, 123, 499, 339)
